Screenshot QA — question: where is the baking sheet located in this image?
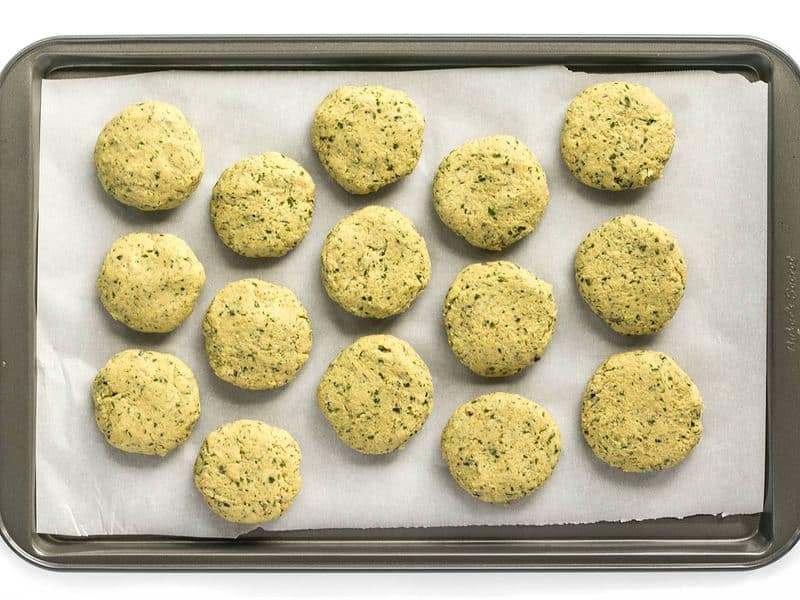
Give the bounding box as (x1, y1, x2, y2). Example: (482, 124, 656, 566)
(35, 66, 767, 537)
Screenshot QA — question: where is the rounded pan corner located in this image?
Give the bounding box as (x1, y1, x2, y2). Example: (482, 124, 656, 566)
(740, 528, 800, 571)
(729, 35, 800, 84)
(0, 518, 62, 572)
(0, 35, 85, 88)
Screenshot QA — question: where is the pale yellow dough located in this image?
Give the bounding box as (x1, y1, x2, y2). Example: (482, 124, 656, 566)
(321, 205, 431, 319)
(211, 152, 315, 257)
(441, 392, 561, 504)
(433, 135, 549, 251)
(202, 278, 312, 390)
(92, 349, 200, 456)
(193, 419, 302, 524)
(94, 100, 204, 210)
(561, 82, 675, 190)
(96, 232, 206, 333)
(317, 335, 433, 454)
(443, 261, 557, 377)
(582, 350, 703, 472)
(312, 85, 425, 194)
(575, 214, 687, 335)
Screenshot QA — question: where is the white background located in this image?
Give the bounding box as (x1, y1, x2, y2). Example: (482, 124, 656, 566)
(0, 0, 797, 597)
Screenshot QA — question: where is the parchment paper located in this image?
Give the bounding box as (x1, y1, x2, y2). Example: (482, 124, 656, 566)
(36, 67, 767, 537)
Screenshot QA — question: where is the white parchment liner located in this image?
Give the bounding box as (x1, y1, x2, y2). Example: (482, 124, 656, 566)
(36, 67, 767, 536)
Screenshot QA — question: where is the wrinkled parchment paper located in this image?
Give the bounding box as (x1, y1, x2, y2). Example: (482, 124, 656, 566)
(36, 67, 767, 537)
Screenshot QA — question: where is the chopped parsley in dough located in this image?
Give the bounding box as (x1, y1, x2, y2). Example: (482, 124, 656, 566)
(211, 152, 315, 257)
(561, 82, 675, 190)
(443, 261, 557, 377)
(92, 349, 200, 457)
(441, 392, 561, 504)
(96, 232, 206, 333)
(94, 100, 204, 210)
(312, 85, 425, 194)
(317, 335, 433, 454)
(194, 419, 302, 524)
(582, 350, 703, 472)
(202, 278, 312, 390)
(575, 214, 686, 335)
(321, 205, 431, 319)
(433, 135, 549, 251)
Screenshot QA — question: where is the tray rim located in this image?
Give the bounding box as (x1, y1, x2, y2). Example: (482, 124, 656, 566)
(1, 34, 799, 572)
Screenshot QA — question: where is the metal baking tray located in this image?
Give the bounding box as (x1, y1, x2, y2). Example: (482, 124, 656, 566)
(1, 35, 798, 571)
